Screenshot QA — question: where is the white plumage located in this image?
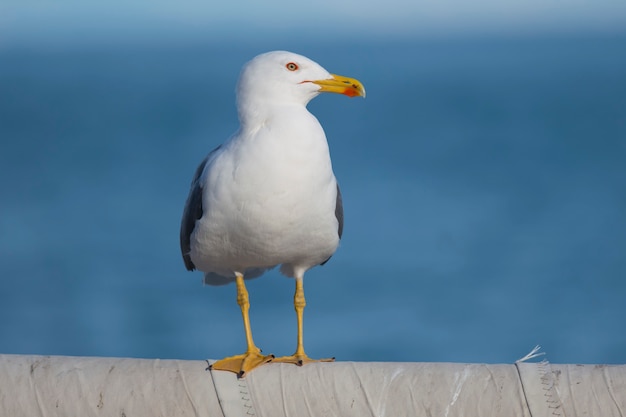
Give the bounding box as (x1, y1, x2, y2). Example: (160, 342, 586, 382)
(180, 50, 364, 377)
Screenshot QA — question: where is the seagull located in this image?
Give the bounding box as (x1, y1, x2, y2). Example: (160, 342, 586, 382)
(180, 51, 365, 377)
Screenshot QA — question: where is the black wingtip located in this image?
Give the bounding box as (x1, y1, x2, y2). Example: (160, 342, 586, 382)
(183, 255, 196, 271)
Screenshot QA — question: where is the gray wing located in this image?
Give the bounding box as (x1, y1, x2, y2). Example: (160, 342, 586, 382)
(321, 183, 343, 266)
(335, 184, 344, 239)
(179, 146, 221, 271)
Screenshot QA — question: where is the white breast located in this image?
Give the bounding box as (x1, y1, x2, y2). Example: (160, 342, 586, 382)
(189, 106, 340, 277)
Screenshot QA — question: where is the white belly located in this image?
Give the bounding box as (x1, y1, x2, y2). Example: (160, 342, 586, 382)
(189, 116, 340, 278)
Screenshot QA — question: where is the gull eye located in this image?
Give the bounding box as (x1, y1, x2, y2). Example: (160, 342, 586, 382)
(286, 62, 299, 71)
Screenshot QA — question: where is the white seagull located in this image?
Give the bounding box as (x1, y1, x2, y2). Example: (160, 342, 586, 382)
(180, 51, 365, 377)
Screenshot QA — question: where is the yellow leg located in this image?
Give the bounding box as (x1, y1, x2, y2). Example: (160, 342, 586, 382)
(273, 278, 334, 366)
(209, 274, 273, 377)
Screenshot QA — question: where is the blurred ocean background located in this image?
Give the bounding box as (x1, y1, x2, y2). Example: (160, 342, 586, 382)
(1, 0, 626, 365)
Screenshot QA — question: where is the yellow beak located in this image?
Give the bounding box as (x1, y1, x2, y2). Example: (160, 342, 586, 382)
(312, 74, 366, 98)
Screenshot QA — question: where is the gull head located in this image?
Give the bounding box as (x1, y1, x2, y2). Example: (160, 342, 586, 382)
(236, 51, 365, 110)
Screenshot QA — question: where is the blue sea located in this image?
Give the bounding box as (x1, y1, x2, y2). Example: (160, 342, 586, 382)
(1, 34, 625, 365)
